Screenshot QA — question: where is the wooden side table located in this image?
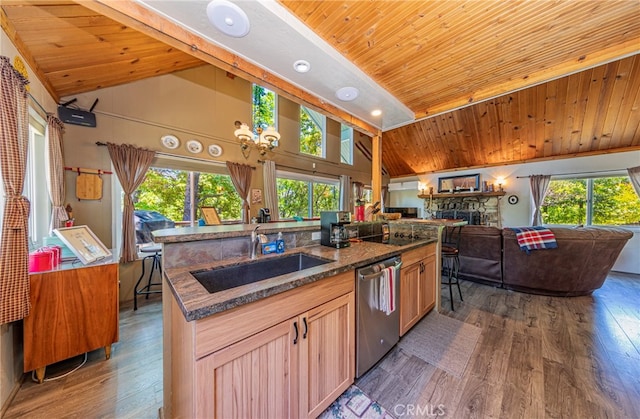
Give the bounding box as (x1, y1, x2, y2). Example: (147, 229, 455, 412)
(24, 261, 119, 383)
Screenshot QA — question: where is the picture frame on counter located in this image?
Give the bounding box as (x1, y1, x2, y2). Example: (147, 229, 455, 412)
(53, 225, 111, 264)
(437, 174, 480, 193)
(200, 206, 221, 225)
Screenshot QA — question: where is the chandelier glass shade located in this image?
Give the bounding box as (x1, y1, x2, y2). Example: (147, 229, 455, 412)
(234, 121, 280, 159)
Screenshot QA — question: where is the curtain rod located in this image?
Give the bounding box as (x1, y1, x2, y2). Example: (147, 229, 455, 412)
(516, 168, 628, 178)
(95, 141, 254, 169)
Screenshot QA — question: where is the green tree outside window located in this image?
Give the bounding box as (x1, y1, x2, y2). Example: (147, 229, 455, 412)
(541, 176, 640, 226)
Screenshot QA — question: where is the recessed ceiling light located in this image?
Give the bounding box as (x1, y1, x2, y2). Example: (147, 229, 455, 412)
(206, 0, 250, 38)
(293, 60, 311, 73)
(371, 109, 382, 116)
(336, 86, 359, 102)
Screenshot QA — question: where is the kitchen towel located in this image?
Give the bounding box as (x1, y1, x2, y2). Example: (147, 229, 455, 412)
(379, 266, 396, 315)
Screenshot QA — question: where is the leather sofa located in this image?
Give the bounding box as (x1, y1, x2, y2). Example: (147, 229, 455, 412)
(450, 225, 633, 296)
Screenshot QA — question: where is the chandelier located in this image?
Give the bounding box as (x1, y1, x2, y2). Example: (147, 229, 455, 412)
(234, 120, 280, 159)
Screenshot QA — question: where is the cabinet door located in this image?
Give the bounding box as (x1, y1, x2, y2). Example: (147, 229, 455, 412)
(419, 255, 437, 315)
(299, 292, 355, 418)
(400, 262, 421, 336)
(196, 319, 296, 418)
(24, 264, 119, 372)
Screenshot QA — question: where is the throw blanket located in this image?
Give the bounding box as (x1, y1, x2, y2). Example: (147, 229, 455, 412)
(510, 226, 558, 253)
(379, 266, 396, 315)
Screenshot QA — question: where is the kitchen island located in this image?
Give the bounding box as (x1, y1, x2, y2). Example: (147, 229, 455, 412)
(153, 221, 444, 418)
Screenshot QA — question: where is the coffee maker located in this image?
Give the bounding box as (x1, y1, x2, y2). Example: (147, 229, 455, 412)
(320, 211, 351, 248)
(257, 208, 271, 223)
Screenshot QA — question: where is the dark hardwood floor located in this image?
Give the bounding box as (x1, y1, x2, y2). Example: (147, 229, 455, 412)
(4, 272, 639, 418)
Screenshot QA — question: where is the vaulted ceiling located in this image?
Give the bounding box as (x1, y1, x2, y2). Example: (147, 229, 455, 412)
(2, 1, 639, 177)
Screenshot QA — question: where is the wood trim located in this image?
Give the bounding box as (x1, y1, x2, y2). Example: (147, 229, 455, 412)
(81, 0, 377, 136)
(371, 130, 382, 204)
(166, 282, 196, 419)
(418, 191, 506, 199)
(193, 271, 354, 358)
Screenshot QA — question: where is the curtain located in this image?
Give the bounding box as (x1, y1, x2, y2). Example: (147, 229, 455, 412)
(628, 166, 640, 199)
(339, 175, 351, 212)
(530, 174, 551, 226)
(353, 181, 364, 203)
(227, 161, 253, 223)
(0, 56, 31, 324)
(46, 115, 67, 231)
(107, 143, 156, 263)
(262, 160, 279, 221)
(381, 185, 389, 213)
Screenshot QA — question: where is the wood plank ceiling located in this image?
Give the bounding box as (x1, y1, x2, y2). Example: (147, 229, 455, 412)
(2, 0, 639, 177)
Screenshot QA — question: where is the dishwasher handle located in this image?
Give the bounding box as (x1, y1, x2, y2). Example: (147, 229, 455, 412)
(359, 260, 402, 281)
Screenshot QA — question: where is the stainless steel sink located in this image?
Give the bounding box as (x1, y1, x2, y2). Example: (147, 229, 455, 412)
(191, 252, 334, 293)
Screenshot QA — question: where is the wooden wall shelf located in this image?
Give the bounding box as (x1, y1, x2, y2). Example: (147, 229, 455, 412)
(418, 191, 506, 199)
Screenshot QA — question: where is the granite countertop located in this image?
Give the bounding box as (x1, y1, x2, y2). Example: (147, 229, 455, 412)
(394, 218, 469, 226)
(164, 239, 436, 321)
(153, 221, 320, 243)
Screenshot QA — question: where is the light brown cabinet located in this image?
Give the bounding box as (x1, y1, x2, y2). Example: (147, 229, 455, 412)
(24, 262, 119, 383)
(167, 271, 355, 418)
(400, 243, 437, 336)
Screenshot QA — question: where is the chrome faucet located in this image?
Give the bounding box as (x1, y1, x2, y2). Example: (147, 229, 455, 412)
(250, 225, 260, 260)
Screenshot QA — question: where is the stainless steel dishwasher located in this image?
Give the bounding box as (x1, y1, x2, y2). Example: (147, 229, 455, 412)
(356, 256, 402, 377)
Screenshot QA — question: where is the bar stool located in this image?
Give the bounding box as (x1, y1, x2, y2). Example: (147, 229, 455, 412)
(134, 244, 163, 311)
(441, 225, 464, 311)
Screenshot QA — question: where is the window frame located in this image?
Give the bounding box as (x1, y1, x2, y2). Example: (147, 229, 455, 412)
(299, 105, 326, 158)
(275, 169, 339, 219)
(541, 173, 640, 227)
(25, 111, 51, 248)
(112, 154, 242, 251)
(340, 124, 354, 165)
(252, 83, 278, 132)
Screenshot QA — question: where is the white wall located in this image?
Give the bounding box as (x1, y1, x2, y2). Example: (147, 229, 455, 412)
(389, 151, 640, 274)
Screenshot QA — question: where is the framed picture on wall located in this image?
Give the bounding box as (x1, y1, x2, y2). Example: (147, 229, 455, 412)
(251, 188, 262, 205)
(437, 174, 480, 193)
(53, 225, 111, 264)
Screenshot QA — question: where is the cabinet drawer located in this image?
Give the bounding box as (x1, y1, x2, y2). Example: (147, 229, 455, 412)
(402, 243, 436, 267)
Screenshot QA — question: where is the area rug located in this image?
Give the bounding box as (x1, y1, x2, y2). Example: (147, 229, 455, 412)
(319, 385, 394, 419)
(397, 312, 481, 378)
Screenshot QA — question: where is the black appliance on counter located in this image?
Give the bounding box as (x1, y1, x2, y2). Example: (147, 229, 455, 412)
(257, 208, 271, 223)
(320, 211, 351, 248)
(385, 207, 419, 218)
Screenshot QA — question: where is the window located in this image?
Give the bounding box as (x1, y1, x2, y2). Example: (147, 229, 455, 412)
(135, 167, 241, 225)
(340, 124, 353, 165)
(541, 176, 640, 226)
(252, 84, 277, 130)
(300, 106, 325, 157)
(276, 171, 339, 218)
(25, 117, 51, 248)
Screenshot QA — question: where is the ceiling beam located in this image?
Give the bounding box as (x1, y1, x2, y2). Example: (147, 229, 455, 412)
(80, 0, 377, 137)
